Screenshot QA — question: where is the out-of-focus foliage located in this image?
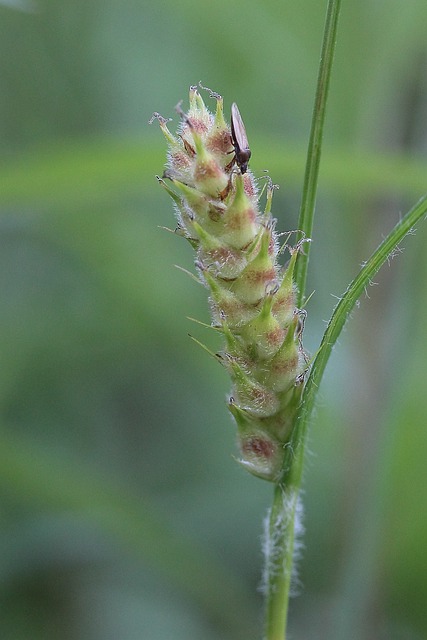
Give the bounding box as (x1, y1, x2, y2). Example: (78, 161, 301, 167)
(0, 1, 426, 639)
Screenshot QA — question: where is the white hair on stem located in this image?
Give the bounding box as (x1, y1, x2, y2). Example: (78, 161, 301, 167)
(260, 488, 305, 599)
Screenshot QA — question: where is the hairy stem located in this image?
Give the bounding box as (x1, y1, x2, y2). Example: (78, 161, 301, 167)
(264, 485, 299, 640)
(264, 0, 343, 637)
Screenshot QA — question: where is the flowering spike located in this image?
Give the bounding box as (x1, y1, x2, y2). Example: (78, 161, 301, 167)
(153, 86, 309, 481)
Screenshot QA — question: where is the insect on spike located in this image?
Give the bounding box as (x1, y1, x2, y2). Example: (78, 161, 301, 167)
(230, 102, 252, 174)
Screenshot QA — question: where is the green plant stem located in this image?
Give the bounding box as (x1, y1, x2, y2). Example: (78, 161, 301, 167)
(294, 0, 342, 307)
(264, 1, 342, 637)
(264, 192, 427, 639)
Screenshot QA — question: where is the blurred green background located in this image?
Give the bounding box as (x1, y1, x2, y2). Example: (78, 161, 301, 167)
(1, 0, 427, 638)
